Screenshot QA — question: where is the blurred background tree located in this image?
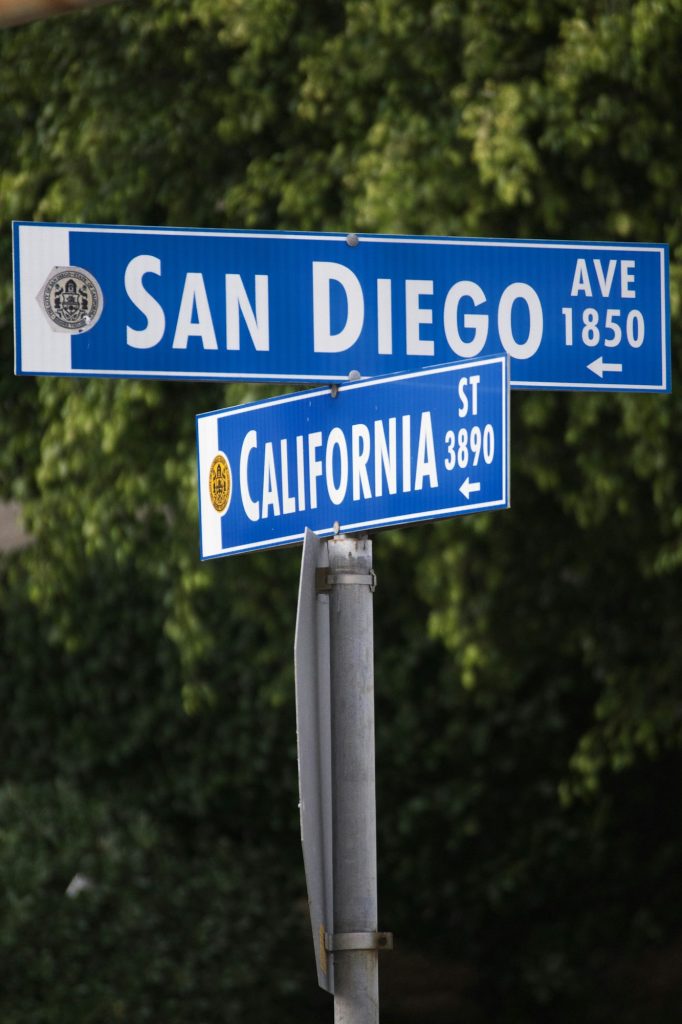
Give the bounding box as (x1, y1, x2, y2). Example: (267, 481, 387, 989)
(1, 1, 682, 1021)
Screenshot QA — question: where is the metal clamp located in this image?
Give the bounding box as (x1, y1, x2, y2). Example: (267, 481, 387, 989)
(325, 931, 393, 952)
(316, 568, 377, 594)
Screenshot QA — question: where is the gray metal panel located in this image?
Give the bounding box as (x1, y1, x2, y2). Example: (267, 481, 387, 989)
(294, 528, 334, 993)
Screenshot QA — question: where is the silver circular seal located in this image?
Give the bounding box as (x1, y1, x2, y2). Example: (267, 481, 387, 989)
(39, 266, 104, 334)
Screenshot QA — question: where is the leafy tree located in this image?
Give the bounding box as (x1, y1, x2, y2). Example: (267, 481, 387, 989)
(1, 1, 682, 1021)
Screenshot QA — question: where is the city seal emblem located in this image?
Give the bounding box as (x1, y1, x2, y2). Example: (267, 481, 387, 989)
(38, 266, 104, 334)
(208, 453, 231, 514)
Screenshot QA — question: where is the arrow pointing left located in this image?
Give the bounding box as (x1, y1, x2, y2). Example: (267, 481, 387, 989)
(459, 477, 481, 500)
(587, 356, 623, 378)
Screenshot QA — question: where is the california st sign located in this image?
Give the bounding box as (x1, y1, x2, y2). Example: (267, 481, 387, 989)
(14, 222, 669, 392)
(195, 356, 509, 558)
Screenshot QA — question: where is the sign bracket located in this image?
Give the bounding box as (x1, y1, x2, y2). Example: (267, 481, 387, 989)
(315, 567, 377, 594)
(325, 932, 394, 953)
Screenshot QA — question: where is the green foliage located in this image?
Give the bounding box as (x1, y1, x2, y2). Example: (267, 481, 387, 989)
(1, 1, 682, 1021)
(0, 781, 312, 1024)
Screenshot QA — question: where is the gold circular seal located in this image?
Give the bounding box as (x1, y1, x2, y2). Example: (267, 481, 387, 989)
(208, 453, 231, 514)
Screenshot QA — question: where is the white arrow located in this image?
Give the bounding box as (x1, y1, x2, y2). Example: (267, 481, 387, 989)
(459, 477, 481, 500)
(587, 356, 623, 378)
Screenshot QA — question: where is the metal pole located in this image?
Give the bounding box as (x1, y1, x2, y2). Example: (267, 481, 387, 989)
(327, 534, 379, 1024)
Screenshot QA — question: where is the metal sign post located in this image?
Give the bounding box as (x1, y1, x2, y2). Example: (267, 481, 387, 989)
(296, 528, 391, 1022)
(326, 533, 381, 1024)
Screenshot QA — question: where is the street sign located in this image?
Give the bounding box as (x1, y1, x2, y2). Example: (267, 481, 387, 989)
(14, 222, 669, 392)
(196, 355, 509, 558)
(294, 529, 335, 993)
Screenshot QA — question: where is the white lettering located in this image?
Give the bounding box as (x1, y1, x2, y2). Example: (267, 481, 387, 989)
(402, 415, 411, 493)
(280, 438, 296, 514)
(593, 258, 617, 297)
(443, 280, 488, 358)
(457, 374, 481, 418)
(226, 274, 270, 351)
(497, 282, 542, 360)
(571, 258, 592, 297)
(374, 418, 397, 497)
(458, 377, 469, 418)
(469, 374, 480, 416)
(308, 431, 324, 508)
(414, 412, 438, 491)
(405, 280, 434, 356)
(235, 409, 465, 519)
(261, 442, 281, 519)
(172, 272, 218, 349)
(296, 435, 306, 512)
(312, 262, 364, 353)
(377, 278, 393, 355)
(620, 260, 636, 298)
(351, 424, 372, 500)
(325, 427, 349, 505)
(240, 430, 260, 522)
(125, 255, 165, 349)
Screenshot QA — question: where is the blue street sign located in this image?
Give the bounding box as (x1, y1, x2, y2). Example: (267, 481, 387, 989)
(13, 222, 670, 392)
(196, 356, 509, 558)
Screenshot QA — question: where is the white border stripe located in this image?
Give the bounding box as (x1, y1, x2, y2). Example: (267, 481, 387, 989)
(18, 225, 73, 373)
(196, 415, 223, 558)
(64, 224, 664, 253)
